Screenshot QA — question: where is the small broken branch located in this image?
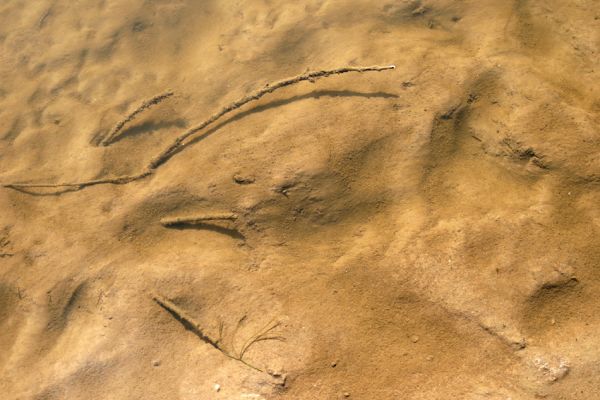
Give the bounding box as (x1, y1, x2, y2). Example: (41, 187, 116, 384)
(153, 293, 284, 372)
(101, 91, 174, 146)
(3, 65, 395, 194)
(153, 294, 222, 351)
(160, 213, 238, 227)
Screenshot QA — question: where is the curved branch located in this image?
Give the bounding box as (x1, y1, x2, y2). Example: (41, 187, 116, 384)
(101, 91, 174, 146)
(3, 65, 395, 194)
(147, 65, 395, 169)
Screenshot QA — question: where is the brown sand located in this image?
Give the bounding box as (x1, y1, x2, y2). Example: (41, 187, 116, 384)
(1, 1, 599, 399)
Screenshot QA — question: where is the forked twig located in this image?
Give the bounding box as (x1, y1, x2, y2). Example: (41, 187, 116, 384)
(3, 65, 395, 194)
(101, 91, 174, 146)
(239, 320, 285, 360)
(153, 293, 284, 372)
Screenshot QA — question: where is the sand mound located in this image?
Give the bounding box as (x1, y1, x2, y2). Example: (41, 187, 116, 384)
(1, 0, 599, 399)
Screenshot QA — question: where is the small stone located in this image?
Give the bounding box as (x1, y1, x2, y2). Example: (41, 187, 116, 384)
(152, 360, 161, 367)
(267, 369, 282, 378)
(411, 335, 419, 343)
(233, 174, 255, 185)
(533, 355, 570, 382)
(412, 5, 427, 15)
(426, 355, 434, 361)
(331, 361, 338, 368)
(343, 392, 351, 398)
(213, 383, 221, 392)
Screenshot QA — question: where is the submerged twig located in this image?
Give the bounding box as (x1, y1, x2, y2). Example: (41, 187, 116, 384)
(3, 65, 395, 194)
(101, 91, 174, 146)
(160, 213, 238, 227)
(153, 293, 284, 372)
(153, 294, 221, 351)
(147, 65, 396, 169)
(2, 171, 152, 192)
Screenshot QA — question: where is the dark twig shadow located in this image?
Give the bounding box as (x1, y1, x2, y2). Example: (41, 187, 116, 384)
(154, 298, 220, 349)
(165, 222, 245, 240)
(104, 118, 188, 145)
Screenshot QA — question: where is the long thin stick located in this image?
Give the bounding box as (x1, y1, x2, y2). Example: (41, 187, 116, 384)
(147, 65, 395, 169)
(3, 65, 395, 193)
(2, 171, 151, 191)
(101, 91, 174, 146)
